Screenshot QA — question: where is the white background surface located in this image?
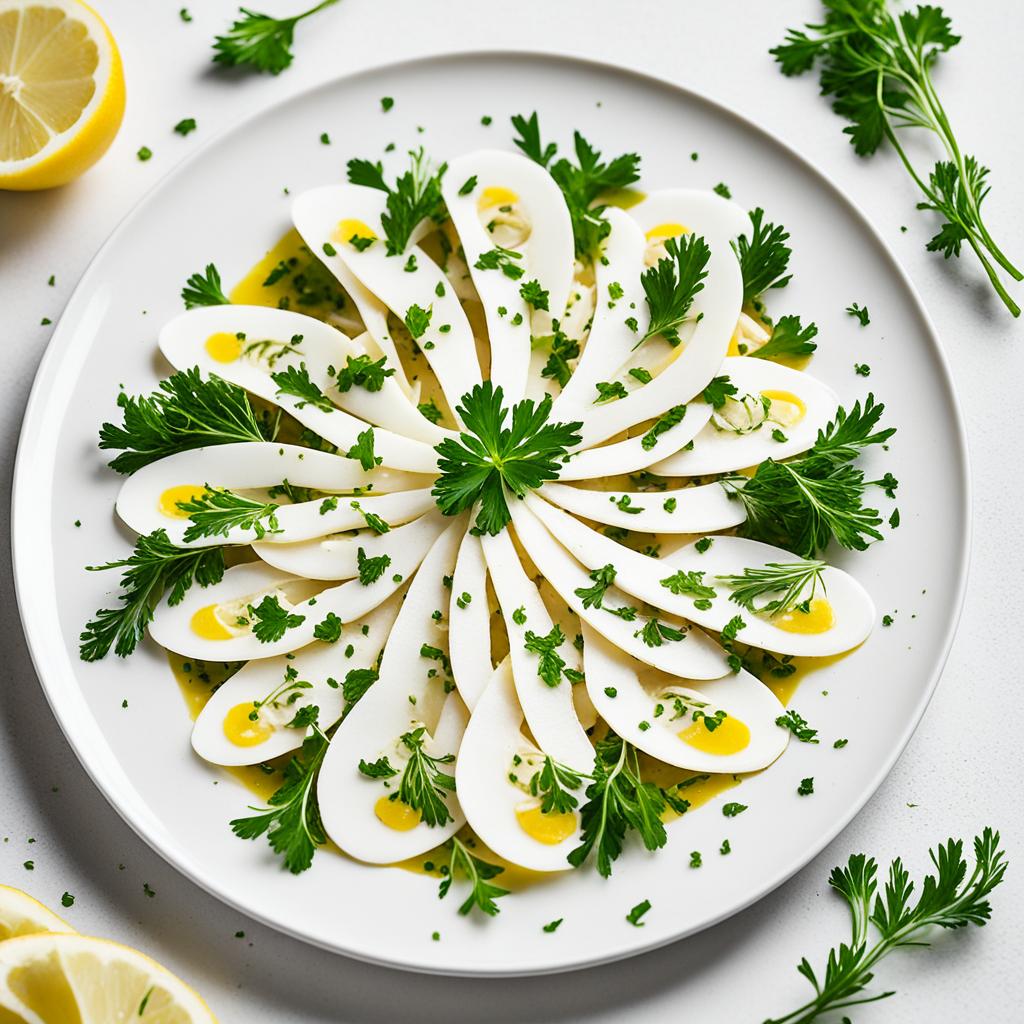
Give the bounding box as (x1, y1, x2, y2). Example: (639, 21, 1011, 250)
(0, 1, 1020, 1021)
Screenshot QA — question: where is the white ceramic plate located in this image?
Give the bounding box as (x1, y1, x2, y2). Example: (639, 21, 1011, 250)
(12, 52, 968, 976)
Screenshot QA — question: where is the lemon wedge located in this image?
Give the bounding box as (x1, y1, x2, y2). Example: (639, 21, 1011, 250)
(0, 0, 125, 190)
(0, 887, 73, 942)
(0, 932, 217, 1023)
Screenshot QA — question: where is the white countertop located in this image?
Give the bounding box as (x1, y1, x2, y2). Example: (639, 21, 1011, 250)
(1, 1, 1020, 1021)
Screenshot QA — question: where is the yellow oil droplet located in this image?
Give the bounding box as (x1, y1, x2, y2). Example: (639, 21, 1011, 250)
(762, 389, 807, 426)
(223, 702, 273, 747)
(158, 484, 206, 519)
(679, 716, 751, 755)
(515, 803, 576, 846)
(600, 187, 647, 210)
(375, 796, 421, 832)
(204, 331, 242, 363)
(762, 649, 855, 705)
(335, 218, 377, 246)
(190, 604, 233, 641)
(645, 222, 689, 242)
(230, 229, 302, 307)
(774, 598, 835, 635)
(477, 186, 519, 210)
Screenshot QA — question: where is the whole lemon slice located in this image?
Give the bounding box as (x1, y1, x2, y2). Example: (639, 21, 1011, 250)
(0, 932, 216, 1023)
(0, 887, 73, 942)
(0, 0, 125, 190)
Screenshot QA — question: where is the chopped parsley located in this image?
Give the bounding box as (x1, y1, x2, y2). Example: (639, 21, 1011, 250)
(626, 899, 652, 926)
(248, 595, 305, 643)
(523, 626, 569, 686)
(356, 546, 391, 585)
(334, 354, 395, 393)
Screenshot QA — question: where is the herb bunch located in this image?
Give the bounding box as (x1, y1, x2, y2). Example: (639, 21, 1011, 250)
(80, 530, 225, 660)
(773, 1, 1021, 316)
(723, 394, 895, 557)
(765, 828, 1007, 1024)
(99, 368, 273, 475)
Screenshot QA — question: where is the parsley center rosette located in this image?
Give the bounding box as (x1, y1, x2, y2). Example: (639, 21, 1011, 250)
(82, 119, 889, 910)
(432, 382, 582, 536)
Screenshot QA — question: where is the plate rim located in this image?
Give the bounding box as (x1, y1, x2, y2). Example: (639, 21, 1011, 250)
(10, 47, 971, 977)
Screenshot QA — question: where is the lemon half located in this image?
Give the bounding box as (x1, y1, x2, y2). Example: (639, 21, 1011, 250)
(0, 0, 125, 190)
(0, 932, 216, 1023)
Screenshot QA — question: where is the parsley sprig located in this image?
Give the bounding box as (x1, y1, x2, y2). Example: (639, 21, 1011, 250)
(638, 235, 710, 348)
(749, 315, 818, 362)
(511, 113, 641, 260)
(346, 148, 447, 256)
(181, 264, 230, 308)
(733, 208, 792, 304)
(765, 828, 1007, 1024)
(523, 626, 570, 687)
(212, 0, 341, 75)
(334, 353, 394, 393)
(271, 364, 335, 412)
(432, 382, 582, 535)
(247, 594, 305, 643)
(529, 755, 584, 815)
(389, 727, 456, 827)
(773, 2, 1021, 316)
(80, 530, 225, 660)
(99, 368, 273, 475)
(723, 394, 895, 557)
(568, 735, 668, 878)
(439, 836, 509, 916)
(230, 726, 329, 873)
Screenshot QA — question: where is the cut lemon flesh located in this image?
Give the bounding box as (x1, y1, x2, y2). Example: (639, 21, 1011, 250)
(0, 0, 124, 190)
(0, 888, 73, 943)
(0, 933, 216, 1023)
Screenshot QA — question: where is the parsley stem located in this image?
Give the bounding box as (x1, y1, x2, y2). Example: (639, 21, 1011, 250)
(297, 0, 341, 21)
(878, 89, 1021, 318)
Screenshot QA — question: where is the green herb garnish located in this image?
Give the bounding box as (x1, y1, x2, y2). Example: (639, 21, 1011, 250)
(722, 394, 894, 557)
(99, 368, 271, 474)
(212, 0, 341, 75)
(230, 726, 329, 872)
(432, 382, 582, 535)
(765, 827, 1007, 1023)
(773, 3, 1021, 316)
(80, 530, 225, 660)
